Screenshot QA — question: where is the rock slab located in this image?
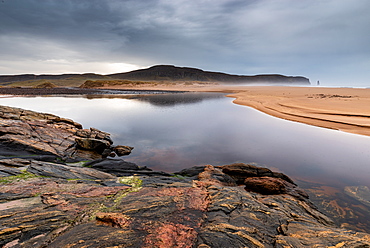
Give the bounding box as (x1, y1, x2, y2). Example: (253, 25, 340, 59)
(0, 105, 133, 160)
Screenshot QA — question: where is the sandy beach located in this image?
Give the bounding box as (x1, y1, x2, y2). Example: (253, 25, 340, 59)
(98, 84, 370, 137)
(227, 86, 370, 137)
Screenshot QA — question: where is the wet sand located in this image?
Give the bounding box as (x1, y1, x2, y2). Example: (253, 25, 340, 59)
(98, 84, 370, 137)
(227, 86, 370, 137)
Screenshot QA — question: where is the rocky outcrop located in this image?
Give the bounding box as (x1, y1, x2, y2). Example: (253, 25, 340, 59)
(1, 105, 370, 247)
(345, 186, 370, 208)
(0, 105, 132, 160)
(1, 161, 370, 247)
(27, 160, 116, 179)
(220, 162, 296, 185)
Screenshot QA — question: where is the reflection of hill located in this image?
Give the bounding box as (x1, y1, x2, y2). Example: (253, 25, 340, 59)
(134, 93, 225, 107)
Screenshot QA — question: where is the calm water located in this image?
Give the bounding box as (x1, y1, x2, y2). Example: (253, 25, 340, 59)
(1, 93, 369, 187)
(2, 92, 370, 230)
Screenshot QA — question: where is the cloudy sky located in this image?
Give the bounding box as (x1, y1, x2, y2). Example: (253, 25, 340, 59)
(1, 0, 370, 86)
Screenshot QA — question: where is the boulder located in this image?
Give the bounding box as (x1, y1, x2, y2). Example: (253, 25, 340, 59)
(220, 163, 295, 185)
(76, 128, 113, 145)
(244, 176, 293, 195)
(75, 137, 111, 152)
(175, 165, 206, 177)
(113, 145, 134, 156)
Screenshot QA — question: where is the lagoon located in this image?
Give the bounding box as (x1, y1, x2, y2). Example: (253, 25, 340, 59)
(1, 92, 370, 229)
(1, 93, 369, 186)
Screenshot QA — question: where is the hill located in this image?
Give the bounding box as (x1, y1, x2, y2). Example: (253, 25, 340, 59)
(108, 65, 310, 84)
(0, 65, 310, 87)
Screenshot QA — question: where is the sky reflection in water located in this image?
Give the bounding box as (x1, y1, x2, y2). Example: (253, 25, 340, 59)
(0, 93, 369, 189)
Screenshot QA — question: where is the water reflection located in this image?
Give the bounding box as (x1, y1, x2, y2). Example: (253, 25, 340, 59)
(133, 93, 225, 106)
(0, 93, 369, 186)
(82, 92, 224, 106)
(1, 92, 370, 231)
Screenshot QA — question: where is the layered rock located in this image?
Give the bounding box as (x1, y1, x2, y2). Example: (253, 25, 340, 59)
(0, 105, 370, 247)
(1, 162, 370, 247)
(0, 105, 132, 160)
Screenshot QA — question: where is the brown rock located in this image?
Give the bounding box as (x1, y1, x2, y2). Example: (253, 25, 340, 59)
(0, 105, 130, 160)
(198, 165, 236, 186)
(0, 158, 31, 167)
(1, 164, 370, 247)
(220, 163, 260, 184)
(220, 163, 295, 185)
(96, 212, 131, 228)
(0, 105, 79, 157)
(75, 129, 92, 138)
(27, 160, 116, 179)
(113, 145, 134, 156)
(244, 176, 292, 195)
(49, 186, 209, 247)
(75, 137, 110, 152)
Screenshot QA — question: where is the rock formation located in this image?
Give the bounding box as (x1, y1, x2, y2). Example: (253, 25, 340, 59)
(0, 105, 132, 160)
(1, 105, 370, 247)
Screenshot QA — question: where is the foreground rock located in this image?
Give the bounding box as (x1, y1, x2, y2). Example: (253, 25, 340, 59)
(27, 160, 116, 180)
(0, 105, 370, 247)
(1, 162, 370, 247)
(0, 105, 132, 160)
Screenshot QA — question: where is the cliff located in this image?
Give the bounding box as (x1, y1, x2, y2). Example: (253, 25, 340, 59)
(1, 106, 369, 248)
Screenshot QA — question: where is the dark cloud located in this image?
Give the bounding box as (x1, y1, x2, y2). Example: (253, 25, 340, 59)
(0, 0, 370, 85)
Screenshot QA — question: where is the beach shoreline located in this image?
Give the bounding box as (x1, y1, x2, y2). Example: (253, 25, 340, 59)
(95, 84, 370, 137)
(0, 84, 369, 137)
(227, 86, 370, 137)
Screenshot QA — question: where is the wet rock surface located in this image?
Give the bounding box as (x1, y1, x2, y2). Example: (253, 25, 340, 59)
(299, 181, 370, 233)
(1, 105, 370, 247)
(0, 105, 132, 160)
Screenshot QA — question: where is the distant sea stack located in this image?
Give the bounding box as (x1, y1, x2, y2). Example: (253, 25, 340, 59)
(108, 65, 311, 85)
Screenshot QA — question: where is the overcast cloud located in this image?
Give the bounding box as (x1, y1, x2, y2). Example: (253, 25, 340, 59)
(1, 0, 370, 86)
